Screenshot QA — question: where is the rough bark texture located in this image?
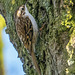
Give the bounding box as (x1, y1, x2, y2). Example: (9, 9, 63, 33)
(0, 0, 75, 75)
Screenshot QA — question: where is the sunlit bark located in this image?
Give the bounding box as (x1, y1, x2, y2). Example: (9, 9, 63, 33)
(0, 0, 75, 75)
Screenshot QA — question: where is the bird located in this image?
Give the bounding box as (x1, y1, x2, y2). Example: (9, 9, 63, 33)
(14, 4, 41, 75)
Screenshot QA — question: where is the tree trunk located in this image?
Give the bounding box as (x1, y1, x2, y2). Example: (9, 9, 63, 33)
(0, 0, 75, 75)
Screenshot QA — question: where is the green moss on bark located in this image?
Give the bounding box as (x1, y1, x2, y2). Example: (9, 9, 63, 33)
(0, 0, 75, 75)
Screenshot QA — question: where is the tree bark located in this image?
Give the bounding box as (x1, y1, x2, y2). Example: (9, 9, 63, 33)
(0, 0, 75, 75)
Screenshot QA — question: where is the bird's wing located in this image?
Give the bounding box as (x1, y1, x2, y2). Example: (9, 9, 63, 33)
(16, 16, 33, 51)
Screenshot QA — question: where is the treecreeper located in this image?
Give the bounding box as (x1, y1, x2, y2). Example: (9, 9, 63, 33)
(14, 4, 41, 75)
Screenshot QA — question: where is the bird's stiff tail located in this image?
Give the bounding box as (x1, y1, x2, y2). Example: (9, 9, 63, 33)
(31, 49, 41, 75)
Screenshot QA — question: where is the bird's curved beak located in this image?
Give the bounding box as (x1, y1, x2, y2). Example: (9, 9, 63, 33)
(25, 4, 26, 9)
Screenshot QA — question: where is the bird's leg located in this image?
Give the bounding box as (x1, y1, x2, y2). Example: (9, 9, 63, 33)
(39, 22, 46, 32)
(39, 22, 46, 39)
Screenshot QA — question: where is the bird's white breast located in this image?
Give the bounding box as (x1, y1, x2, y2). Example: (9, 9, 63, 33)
(25, 8, 38, 33)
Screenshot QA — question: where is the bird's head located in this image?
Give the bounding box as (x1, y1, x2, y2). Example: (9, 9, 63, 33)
(17, 4, 28, 17)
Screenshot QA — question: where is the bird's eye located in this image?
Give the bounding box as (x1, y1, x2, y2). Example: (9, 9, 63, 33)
(22, 8, 24, 10)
